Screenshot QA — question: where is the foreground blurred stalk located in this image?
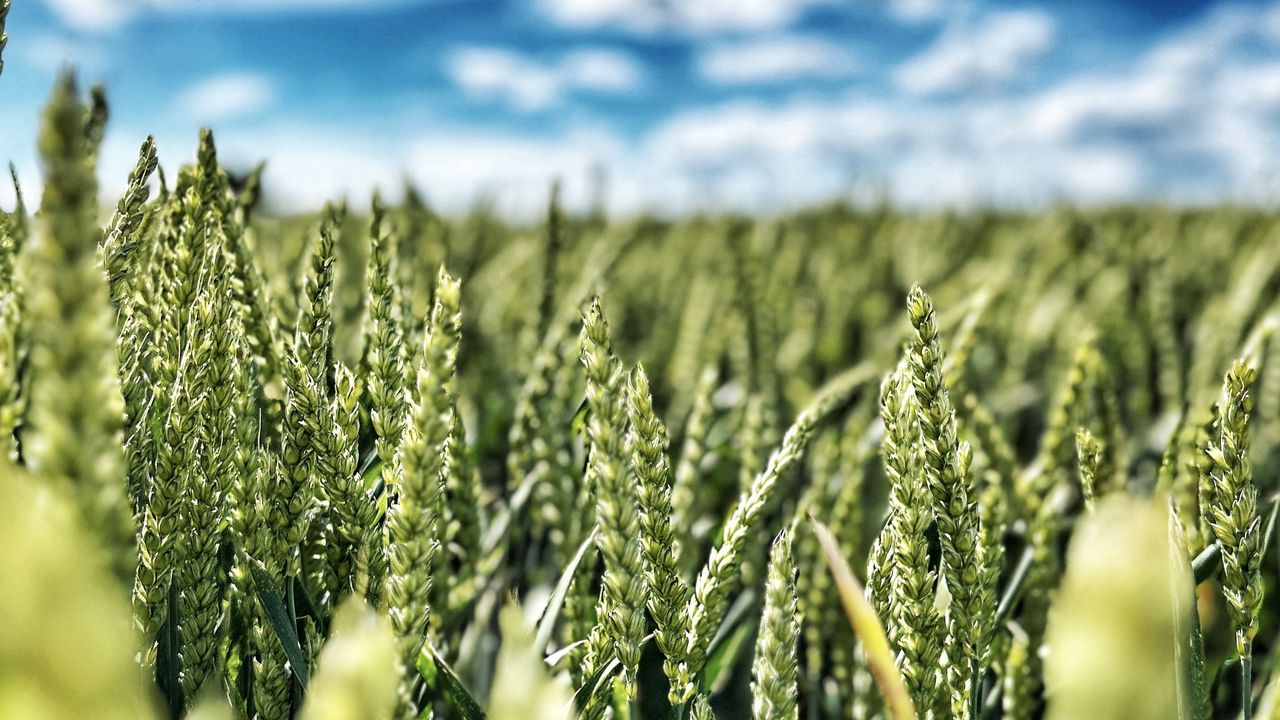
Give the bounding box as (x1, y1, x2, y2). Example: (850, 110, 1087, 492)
(1044, 494, 1193, 720)
(24, 72, 133, 582)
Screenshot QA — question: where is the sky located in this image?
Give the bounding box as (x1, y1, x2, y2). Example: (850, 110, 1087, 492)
(1, 0, 1279, 217)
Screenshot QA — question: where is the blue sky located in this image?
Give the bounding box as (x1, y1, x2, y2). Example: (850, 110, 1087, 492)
(1, 0, 1279, 216)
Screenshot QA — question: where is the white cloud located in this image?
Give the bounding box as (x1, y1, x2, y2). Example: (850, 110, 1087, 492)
(448, 46, 641, 112)
(86, 82, 1158, 218)
(18, 34, 111, 74)
(559, 49, 645, 93)
(87, 120, 628, 218)
(1023, 76, 1185, 146)
(646, 99, 870, 168)
(535, 0, 665, 32)
(886, 0, 946, 24)
(677, 0, 830, 32)
(240, 126, 625, 217)
(224, 133, 403, 213)
(535, 0, 833, 34)
(29, 0, 1280, 217)
(698, 36, 857, 84)
(1267, 3, 1280, 42)
(895, 9, 1057, 95)
(642, 98, 919, 210)
(448, 49, 561, 112)
(40, 0, 417, 33)
(1218, 62, 1280, 113)
(406, 129, 627, 215)
(176, 73, 275, 122)
(1016, 7, 1265, 146)
(642, 46, 1227, 211)
(40, 0, 135, 33)
(1008, 2, 1280, 202)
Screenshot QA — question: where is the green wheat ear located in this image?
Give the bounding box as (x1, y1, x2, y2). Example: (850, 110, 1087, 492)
(383, 266, 460, 719)
(101, 136, 159, 303)
(671, 362, 718, 567)
(579, 296, 647, 699)
(1198, 359, 1264, 717)
(295, 206, 340, 394)
(906, 285, 996, 719)
(876, 365, 944, 710)
(1075, 427, 1104, 508)
(177, 237, 242, 699)
(435, 266, 480, 616)
(0, 296, 18, 463)
(752, 528, 800, 720)
(362, 195, 408, 489)
(690, 695, 717, 720)
(626, 362, 692, 702)
(318, 361, 372, 603)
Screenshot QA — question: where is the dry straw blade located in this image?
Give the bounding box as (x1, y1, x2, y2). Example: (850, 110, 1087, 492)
(811, 516, 915, 720)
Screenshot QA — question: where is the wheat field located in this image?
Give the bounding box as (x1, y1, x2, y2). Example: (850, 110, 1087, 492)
(2, 19, 1280, 719)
